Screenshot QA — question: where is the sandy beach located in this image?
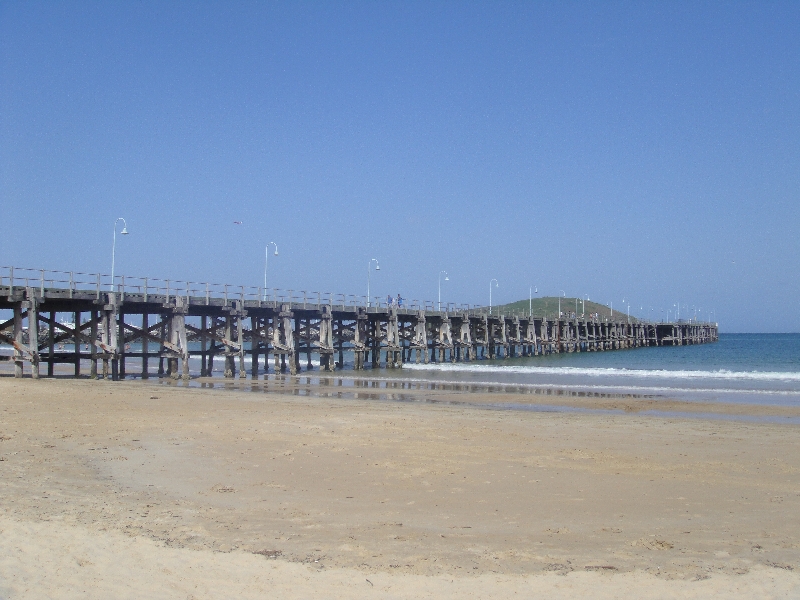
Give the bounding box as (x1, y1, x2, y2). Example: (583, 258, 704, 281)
(1, 376, 799, 598)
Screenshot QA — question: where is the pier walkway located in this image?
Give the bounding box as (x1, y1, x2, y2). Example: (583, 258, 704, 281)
(0, 266, 718, 380)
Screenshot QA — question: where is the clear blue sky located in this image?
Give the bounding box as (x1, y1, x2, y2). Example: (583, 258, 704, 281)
(1, 2, 798, 332)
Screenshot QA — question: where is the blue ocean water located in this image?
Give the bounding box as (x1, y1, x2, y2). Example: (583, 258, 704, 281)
(399, 334, 800, 406)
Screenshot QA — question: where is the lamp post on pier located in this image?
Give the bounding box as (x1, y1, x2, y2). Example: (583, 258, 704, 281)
(529, 285, 537, 317)
(489, 279, 498, 315)
(367, 259, 380, 308)
(263, 242, 278, 301)
(558, 290, 565, 318)
(438, 271, 449, 311)
(110, 217, 128, 291)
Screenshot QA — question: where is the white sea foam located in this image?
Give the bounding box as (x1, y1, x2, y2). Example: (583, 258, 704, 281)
(343, 373, 800, 397)
(402, 362, 800, 383)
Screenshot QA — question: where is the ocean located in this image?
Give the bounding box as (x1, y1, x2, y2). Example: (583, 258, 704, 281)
(397, 334, 800, 407)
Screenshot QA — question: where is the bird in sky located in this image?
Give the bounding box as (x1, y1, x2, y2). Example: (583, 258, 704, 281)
(233, 221, 243, 225)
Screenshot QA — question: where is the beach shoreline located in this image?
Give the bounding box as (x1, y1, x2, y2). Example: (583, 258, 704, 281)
(1, 377, 799, 597)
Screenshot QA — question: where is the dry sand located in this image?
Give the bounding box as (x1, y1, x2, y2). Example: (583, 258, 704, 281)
(1, 377, 799, 598)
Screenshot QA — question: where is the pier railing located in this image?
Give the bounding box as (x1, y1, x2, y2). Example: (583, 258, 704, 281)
(0, 265, 714, 324)
(0, 266, 469, 313)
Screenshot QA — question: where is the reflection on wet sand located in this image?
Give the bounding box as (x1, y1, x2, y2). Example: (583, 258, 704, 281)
(147, 373, 800, 424)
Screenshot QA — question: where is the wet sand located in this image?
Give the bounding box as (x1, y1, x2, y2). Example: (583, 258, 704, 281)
(1, 377, 799, 597)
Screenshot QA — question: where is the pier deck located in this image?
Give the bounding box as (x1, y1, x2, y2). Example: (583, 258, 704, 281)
(0, 267, 718, 380)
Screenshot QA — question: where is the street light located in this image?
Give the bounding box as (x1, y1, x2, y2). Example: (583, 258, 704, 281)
(582, 295, 589, 318)
(438, 271, 449, 311)
(110, 217, 128, 291)
(263, 242, 278, 301)
(489, 279, 499, 314)
(529, 285, 538, 317)
(367, 258, 380, 307)
(558, 290, 565, 318)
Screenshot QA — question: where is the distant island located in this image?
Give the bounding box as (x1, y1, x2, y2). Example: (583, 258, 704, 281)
(492, 296, 641, 323)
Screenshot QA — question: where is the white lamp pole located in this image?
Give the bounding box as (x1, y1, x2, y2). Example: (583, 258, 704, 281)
(367, 258, 380, 307)
(529, 285, 537, 317)
(558, 290, 565, 318)
(438, 271, 449, 311)
(489, 279, 498, 314)
(264, 242, 278, 301)
(110, 217, 128, 291)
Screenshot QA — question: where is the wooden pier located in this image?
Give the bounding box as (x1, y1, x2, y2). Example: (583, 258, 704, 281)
(0, 267, 718, 380)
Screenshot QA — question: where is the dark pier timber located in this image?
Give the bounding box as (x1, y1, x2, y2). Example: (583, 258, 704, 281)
(0, 267, 718, 380)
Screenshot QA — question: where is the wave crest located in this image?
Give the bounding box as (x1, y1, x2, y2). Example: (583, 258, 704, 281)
(402, 363, 800, 382)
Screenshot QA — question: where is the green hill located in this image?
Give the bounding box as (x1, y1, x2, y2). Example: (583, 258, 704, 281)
(492, 296, 640, 322)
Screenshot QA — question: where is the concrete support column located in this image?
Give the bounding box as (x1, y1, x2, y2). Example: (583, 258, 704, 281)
(224, 315, 235, 378)
(169, 309, 181, 380)
(140, 312, 149, 379)
(118, 308, 126, 379)
(90, 311, 98, 378)
(101, 307, 111, 380)
(319, 307, 335, 371)
(108, 294, 119, 381)
(238, 309, 246, 379)
(13, 303, 24, 378)
(251, 316, 259, 377)
(28, 295, 40, 379)
(48, 310, 55, 377)
(74, 311, 81, 376)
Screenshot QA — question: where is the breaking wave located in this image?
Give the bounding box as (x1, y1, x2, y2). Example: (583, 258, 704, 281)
(402, 362, 800, 382)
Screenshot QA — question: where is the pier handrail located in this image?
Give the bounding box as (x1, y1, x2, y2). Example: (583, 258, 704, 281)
(0, 265, 714, 324)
